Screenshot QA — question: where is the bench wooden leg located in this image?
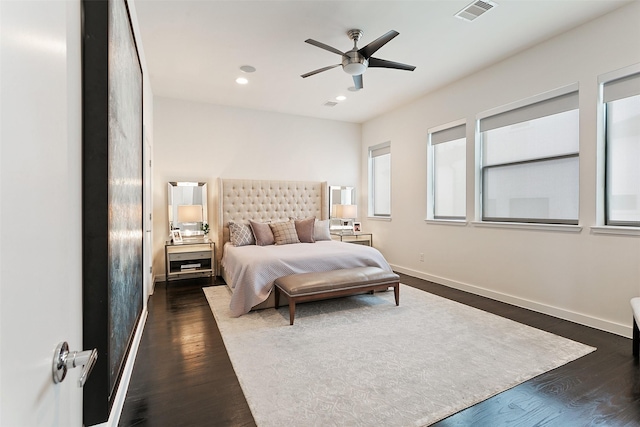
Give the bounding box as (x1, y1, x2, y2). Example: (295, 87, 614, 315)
(394, 283, 399, 306)
(289, 299, 296, 325)
(634, 318, 639, 358)
(274, 286, 280, 309)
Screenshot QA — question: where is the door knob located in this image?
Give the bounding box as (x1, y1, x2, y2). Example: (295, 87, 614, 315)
(52, 341, 98, 387)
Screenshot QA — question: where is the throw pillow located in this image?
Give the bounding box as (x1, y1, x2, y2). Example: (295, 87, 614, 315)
(294, 216, 316, 243)
(314, 219, 331, 241)
(249, 220, 275, 246)
(228, 222, 255, 246)
(269, 220, 300, 245)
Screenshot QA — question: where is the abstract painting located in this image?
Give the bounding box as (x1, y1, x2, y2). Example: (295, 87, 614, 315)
(82, 0, 143, 424)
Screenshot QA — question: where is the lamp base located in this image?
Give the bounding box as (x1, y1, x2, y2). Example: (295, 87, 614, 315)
(330, 218, 354, 232)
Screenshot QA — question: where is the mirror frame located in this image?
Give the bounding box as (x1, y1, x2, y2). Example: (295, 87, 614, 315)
(167, 181, 208, 238)
(329, 185, 356, 231)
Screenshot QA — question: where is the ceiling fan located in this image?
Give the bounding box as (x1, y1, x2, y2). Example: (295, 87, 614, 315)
(301, 29, 416, 90)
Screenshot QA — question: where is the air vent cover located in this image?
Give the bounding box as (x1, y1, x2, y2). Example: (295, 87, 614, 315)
(455, 0, 498, 22)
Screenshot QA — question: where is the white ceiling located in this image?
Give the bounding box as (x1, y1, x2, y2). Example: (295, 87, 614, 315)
(132, 0, 632, 124)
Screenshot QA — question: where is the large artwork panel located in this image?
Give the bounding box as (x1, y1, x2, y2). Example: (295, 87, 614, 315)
(108, 0, 143, 395)
(82, 0, 143, 424)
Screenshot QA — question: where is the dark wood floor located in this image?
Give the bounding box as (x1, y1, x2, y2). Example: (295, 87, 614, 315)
(119, 274, 640, 427)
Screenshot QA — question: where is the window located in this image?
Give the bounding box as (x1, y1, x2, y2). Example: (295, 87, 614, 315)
(603, 70, 640, 226)
(478, 85, 579, 224)
(368, 142, 391, 217)
(428, 121, 466, 220)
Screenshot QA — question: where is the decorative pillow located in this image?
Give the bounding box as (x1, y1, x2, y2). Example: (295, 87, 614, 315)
(294, 216, 316, 243)
(228, 222, 255, 246)
(249, 220, 275, 246)
(269, 220, 300, 245)
(314, 219, 331, 241)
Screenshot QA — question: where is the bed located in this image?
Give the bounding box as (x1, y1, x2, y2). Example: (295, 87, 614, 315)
(217, 178, 394, 317)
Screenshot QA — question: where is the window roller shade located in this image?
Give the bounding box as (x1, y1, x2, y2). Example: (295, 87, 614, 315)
(370, 142, 390, 158)
(480, 91, 578, 132)
(604, 73, 640, 103)
(431, 124, 466, 145)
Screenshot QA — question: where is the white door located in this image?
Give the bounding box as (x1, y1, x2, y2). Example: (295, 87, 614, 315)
(144, 134, 154, 295)
(1, 1, 84, 425)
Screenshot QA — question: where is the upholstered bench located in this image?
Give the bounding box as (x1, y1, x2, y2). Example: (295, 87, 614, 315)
(274, 266, 400, 325)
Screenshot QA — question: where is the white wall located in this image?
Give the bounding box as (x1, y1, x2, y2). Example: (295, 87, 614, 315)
(361, 1, 640, 337)
(128, 0, 155, 301)
(152, 97, 361, 277)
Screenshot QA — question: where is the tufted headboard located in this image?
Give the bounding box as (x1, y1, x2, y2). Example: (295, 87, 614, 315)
(217, 178, 328, 255)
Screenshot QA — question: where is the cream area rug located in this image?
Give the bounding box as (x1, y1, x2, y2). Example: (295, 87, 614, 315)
(203, 284, 595, 427)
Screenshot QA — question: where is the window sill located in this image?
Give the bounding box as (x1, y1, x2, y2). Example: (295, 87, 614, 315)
(590, 226, 640, 236)
(471, 221, 582, 233)
(367, 216, 391, 222)
(425, 219, 468, 226)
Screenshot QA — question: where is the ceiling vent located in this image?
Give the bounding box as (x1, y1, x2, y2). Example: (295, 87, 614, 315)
(323, 101, 338, 107)
(455, 0, 498, 22)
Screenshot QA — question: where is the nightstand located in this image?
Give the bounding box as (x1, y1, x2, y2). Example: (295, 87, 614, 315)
(330, 231, 373, 246)
(165, 239, 216, 282)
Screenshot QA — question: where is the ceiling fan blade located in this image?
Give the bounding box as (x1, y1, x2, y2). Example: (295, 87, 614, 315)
(353, 74, 363, 90)
(358, 30, 399, 59)
(300, 64, 341, 78)
(304, 39, 345, 56)
(368, 57, 416, 71)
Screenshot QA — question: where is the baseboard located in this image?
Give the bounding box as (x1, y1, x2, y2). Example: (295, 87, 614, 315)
(150, 273, 157, 295)
(90, 307, 149, 427)
(391, 264, 631, 339)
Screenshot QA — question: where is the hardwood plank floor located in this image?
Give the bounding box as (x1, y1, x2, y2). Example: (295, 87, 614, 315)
(118, 277, 255, 427)
(119, 274, 640, 426)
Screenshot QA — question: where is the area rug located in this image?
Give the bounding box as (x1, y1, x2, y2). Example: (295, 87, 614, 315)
(203, 284, 595, 426)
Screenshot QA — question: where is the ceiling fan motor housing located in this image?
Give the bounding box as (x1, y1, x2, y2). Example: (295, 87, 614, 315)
(342, 50, 368, 75)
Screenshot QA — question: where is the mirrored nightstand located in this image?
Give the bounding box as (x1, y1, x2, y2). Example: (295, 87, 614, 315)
(330, 231, 373, 246)
(165, 239, 216, 282)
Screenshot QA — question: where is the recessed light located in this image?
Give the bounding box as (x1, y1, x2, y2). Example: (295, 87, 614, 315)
(240, 65, 256, 73)
(347, 86, 360, 92)
(236, 77, 249, 85)
(336, 95, 347, 101)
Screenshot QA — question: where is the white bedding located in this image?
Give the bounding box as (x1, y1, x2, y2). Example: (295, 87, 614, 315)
(222, 240, 393, 316)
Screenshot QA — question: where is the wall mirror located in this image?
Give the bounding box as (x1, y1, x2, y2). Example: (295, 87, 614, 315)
(329, 185, 356, 231)
(167, 181, 208, 239)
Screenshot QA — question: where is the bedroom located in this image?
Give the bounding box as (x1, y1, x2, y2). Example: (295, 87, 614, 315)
(140, 0, 640, 424)
(147, 0, 640, 336)
(1, 0, 639, 426)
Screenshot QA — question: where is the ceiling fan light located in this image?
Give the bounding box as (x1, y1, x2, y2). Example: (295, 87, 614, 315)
(343, 62, 367, 75)
(342, 51, 368, 75)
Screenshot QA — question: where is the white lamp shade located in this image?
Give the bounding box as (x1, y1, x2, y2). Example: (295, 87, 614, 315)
(335, 204, 357, 219)
(177, 205, 203, 223)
